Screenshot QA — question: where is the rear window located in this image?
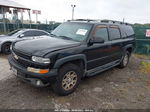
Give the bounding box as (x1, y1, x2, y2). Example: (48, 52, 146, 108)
(120, 25, 134, 37)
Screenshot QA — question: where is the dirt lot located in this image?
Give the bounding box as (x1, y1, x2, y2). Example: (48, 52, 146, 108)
(0, 54, 150, 110)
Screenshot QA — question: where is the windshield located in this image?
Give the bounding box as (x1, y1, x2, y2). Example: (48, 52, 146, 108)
(51, 22, 93, 42)
(7, 30, 21, 36)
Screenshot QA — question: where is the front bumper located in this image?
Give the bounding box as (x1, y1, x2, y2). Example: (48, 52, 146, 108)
(8, 56, 58, 87)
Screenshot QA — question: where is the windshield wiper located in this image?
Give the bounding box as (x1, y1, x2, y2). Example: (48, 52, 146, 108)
(50, 33, 57, 37)
(50, 34, 77, 41)
(59, 35, 74, 40)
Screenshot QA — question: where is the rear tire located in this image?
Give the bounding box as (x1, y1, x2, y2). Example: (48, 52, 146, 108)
(52, 63, 81, 96)
(119, 51, 130, 68)
(2, 43, 11, 55)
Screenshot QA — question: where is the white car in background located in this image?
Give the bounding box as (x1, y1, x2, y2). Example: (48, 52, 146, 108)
(0, 29, 50, 54)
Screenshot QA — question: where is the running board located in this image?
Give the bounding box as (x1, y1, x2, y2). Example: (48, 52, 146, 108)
(86, 60, 120, 77)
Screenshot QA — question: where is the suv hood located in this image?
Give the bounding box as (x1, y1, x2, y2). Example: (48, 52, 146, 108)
(13, 36, 80, 56)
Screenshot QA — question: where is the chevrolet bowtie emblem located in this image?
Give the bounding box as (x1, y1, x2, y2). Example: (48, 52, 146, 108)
(13, 52, 19, 60)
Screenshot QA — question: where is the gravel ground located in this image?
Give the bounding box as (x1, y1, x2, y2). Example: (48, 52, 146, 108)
(0, 54, 150, 110)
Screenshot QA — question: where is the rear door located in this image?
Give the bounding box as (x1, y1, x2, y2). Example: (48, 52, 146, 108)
(108, 25, 123, 62)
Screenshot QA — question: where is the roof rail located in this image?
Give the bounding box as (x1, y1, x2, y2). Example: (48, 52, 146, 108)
(101, 19, 131, 25)
(67, 19, 132, 25)
(68, 19, 100, 22)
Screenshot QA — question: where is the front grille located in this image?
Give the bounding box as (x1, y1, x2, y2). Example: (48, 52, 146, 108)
(12, 49, 49, 69)
(12, 55, 49, 70)
(17, 58, 49, 69)
(17, 58, 32, 68)
(13, 48, 31, 60)
(12, 49, 31, 68)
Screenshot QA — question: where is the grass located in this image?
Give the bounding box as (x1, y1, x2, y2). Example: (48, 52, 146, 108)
(134, 54, 150, 75)
(140, 61, 150, 75)
(134, 54, 150, 60)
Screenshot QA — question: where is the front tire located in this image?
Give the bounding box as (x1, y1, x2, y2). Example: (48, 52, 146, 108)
(52, 63, 81, 96)
(2, 43, 11, 54)
(119, 51, 130, 68)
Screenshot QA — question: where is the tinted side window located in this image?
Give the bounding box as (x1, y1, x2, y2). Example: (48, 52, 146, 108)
(120, 26, 127, 38)
(94, 26, 108, 41)
(120, 25, 134, 38)
(34, 31, 49, 36)
(23, 31, 35, 37)
(109, 26, 121, 40)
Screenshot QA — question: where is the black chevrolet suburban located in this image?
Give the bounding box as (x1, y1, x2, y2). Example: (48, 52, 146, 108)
(8, 19, 135, 96)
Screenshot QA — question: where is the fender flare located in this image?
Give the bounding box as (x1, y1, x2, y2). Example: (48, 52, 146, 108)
(53, 54, 87, 70)
(123, 44, 133, 52)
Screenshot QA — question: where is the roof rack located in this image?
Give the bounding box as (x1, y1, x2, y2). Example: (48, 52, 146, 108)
(101, 19, 131, 25)
(68, 19, 131, 25)
(67, 19, 100, 22)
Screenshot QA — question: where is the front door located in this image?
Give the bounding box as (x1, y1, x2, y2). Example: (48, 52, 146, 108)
(84, 25, 112, 70)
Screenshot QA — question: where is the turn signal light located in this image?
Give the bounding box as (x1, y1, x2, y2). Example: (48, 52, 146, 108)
(39, 69, 49, 74)
(27, 67, 49, 74)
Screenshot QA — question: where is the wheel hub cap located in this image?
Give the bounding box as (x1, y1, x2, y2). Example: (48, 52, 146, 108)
(62, 71, 77, 91)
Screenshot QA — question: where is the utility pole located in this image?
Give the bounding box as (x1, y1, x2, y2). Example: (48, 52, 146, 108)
(71, 4, 76, 20)
(123, 18, 125, 23)
(28, 10, 31, 28)
(2, 7, 6, 34)
(36, 13, 38, 23)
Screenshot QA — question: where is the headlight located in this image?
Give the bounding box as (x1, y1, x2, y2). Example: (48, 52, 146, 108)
(32, 56, 50, 64)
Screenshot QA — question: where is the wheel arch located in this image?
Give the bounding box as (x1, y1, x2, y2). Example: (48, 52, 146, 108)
(1, 41, 12, 51)
(123, 44, 134, 55)
(53, 54, 87, 77)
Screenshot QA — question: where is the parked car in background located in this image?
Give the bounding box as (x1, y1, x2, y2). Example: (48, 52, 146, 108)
(0, 29, 50, 54)
(8, 19, 135, 96)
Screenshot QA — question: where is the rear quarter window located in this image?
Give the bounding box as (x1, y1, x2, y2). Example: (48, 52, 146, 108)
(120, 25, 134, 38)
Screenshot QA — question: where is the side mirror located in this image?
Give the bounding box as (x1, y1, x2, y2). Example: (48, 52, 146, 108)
(89, 37, 104, 44)
(18, 34, 25, 38)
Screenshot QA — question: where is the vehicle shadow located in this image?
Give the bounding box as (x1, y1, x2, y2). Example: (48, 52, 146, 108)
(0, 53, 9, 59)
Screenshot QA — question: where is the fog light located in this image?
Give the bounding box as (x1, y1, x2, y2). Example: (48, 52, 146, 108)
(36, 80, 41, 86)
(27, 67, 49, 74)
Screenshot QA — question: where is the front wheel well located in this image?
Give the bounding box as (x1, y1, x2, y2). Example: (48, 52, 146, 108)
(58, 59, 85, 77)
(2, 42, 12, 48)
(1, 42, 12, 54)
(2, 42, 12, 45)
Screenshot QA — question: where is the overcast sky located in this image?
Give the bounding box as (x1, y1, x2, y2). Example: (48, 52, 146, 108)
(15, 0, 150, 24)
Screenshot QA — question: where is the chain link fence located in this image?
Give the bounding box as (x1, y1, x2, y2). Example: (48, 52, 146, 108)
(0, 23, 150, 55)
(0, 22, 61, 34)
(134, 25, 150, 55)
